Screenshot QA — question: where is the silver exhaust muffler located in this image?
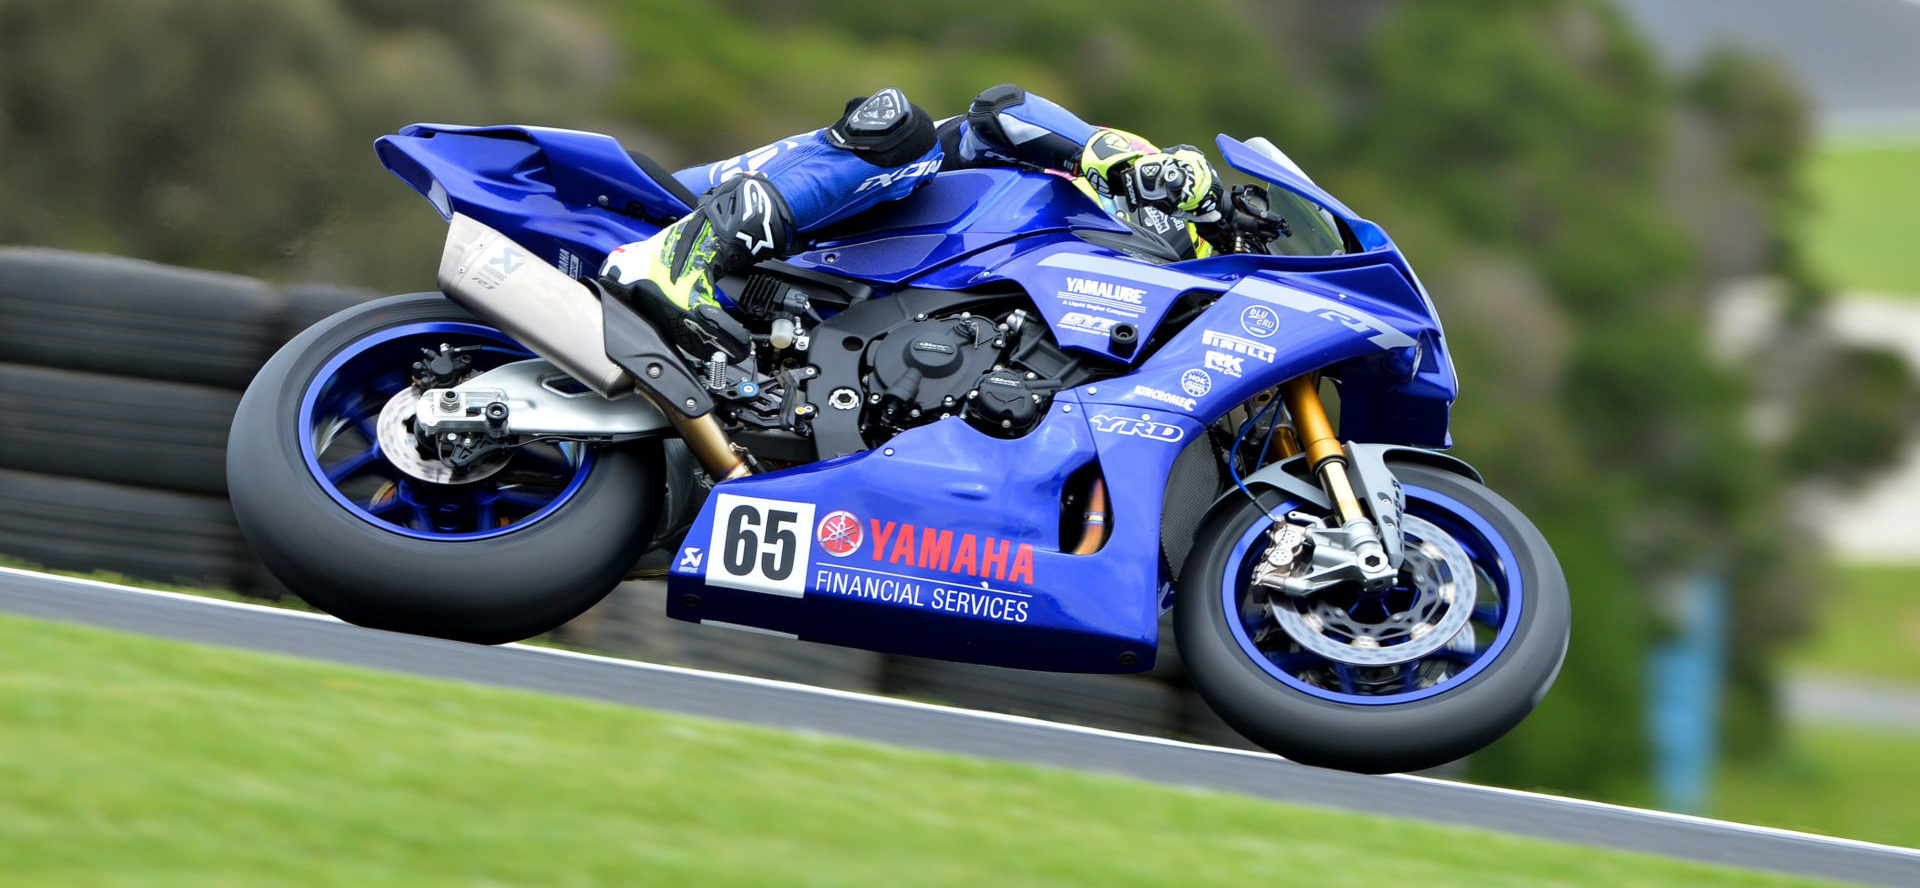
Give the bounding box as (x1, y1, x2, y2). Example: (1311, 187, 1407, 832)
(435, 214, 753, 480)
(436, 213, 633, 397)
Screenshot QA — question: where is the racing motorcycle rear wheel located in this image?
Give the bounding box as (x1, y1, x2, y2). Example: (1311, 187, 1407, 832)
(1175, 462, 1569, 774)
(228, 293, 660, 644)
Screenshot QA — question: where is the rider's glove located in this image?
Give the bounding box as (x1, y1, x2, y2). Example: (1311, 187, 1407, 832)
(1078, 128, 1223, 221)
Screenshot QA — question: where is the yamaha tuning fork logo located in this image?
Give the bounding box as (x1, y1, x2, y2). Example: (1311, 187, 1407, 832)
(816, 510, 864, 557)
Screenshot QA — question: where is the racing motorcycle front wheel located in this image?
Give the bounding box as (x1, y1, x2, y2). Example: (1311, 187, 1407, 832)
(228, 293, 661, 644)
(1175, 462, 1569, 774)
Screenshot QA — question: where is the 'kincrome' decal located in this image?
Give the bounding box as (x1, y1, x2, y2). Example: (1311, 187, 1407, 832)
(1130, 385, 1195, 411)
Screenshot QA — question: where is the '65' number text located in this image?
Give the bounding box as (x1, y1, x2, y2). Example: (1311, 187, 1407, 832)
(705, 494, 816, 596)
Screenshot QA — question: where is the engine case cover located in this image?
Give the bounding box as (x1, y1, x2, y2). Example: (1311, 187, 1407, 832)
(866, 316, 1002, 417)
(966, 369, 1044, 437)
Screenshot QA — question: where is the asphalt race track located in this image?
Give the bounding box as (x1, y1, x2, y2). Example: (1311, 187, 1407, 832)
(4, 567, 1916, 886)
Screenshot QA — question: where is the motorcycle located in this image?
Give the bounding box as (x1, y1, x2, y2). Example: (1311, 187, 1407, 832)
(228, 122, 1569, 774)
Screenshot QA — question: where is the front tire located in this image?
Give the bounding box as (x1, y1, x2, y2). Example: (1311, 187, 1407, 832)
(228, 293, 660, 644)
(1175, 463, 1569, 773)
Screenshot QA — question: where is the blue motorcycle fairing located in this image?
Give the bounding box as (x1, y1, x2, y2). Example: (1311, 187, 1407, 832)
(665, 393, 1195, 672)
(375, 124, 681, 279)
(1080, 273, 1419, 422)
(985, 246, 1226, 363)
(1157, 264, 1457, 446)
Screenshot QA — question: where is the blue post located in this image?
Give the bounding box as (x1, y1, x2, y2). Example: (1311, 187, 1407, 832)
(1646, 566, 1727, 813)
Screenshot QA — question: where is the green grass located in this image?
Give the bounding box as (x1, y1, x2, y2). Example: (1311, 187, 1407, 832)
(1807, 140, 1920, 297)
(1789, 562, 1920, 683)
(1714, 723, 1920, 850)
(0, 614, 1841, 887)
(1734, 562, 1920, 851)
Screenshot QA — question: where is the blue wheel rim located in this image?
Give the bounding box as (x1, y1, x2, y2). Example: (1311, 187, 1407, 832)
(1219, 486, 1524, 705)
(297, 321, 594, 541)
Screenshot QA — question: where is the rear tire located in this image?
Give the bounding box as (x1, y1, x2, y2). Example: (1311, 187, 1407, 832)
(228, 293, 660, 644)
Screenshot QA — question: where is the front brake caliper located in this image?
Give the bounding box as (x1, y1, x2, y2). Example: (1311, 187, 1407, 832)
(1251, 510, 1402, 599)
(1249, 512, 1318, 599)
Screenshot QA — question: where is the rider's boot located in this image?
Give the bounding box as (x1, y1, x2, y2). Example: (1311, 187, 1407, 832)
(600, 172, 795, 363)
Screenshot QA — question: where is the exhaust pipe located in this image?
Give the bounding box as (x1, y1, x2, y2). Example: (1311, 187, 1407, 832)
(436, 214, 754, 480)
(436, 213, 634, 398)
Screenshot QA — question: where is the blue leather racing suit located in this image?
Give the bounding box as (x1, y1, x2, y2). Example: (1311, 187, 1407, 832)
(671, 84, 1097, 235)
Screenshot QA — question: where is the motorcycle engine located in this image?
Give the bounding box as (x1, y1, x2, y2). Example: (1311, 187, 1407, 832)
(865, 314, 1002, 428)
(861, 309, 1077, 441)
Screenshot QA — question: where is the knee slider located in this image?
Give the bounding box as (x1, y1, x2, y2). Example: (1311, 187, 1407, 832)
(826, 87, 937, 167)
(698, 173, 795, 269)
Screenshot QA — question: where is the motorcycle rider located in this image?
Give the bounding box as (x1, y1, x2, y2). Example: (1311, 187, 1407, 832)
(599, 84, 1227, 361)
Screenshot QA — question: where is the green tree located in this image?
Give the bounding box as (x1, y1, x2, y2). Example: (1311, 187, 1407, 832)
(0, 0, 615, 291)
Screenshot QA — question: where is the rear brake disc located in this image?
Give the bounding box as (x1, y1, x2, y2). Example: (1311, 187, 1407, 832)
(373, 386, 512, 485)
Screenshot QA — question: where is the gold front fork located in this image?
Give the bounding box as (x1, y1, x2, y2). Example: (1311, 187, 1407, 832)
(1279, 374, 1366, 527)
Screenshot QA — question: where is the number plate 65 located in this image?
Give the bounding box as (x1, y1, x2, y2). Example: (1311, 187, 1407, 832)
(705, 493, 816, 597)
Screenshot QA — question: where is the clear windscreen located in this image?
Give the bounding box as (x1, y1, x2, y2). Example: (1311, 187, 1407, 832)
(1230, 136, 1354, 257)
(1260, 185, 1350, 257)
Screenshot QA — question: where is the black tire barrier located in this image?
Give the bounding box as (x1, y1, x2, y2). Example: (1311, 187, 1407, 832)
(0, 247, 1237, 741)
(276, 283, 377, 345)
(0, 362, 240, 496)
(0, 248, 286, 390)
(0, 468, 248, 589)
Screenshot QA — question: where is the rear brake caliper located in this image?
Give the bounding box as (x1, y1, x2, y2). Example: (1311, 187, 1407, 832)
(412, 343, 482, 389)
(404, 343, 515, 474)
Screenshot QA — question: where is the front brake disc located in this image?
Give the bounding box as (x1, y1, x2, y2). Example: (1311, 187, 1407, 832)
(1267, 513, 1476, 667)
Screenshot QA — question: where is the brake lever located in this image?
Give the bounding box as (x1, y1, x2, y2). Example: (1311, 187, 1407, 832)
(1229, 185, 1289, 238)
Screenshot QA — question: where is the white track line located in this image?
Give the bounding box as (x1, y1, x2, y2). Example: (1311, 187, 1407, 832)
(7, 565, 1917, 861)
